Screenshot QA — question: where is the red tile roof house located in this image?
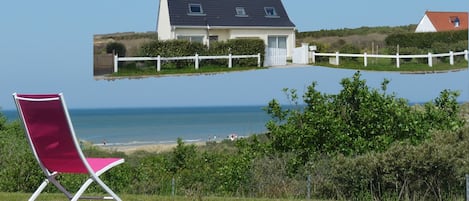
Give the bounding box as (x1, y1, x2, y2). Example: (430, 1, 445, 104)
(415, 11, 468, 32)
(156, 0, 296, 62)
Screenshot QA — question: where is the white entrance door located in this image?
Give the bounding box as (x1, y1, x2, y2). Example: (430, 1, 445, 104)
(264, 36, 287, 66)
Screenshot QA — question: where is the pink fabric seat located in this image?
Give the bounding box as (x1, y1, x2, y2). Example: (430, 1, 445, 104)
(13, 93, 124, 201)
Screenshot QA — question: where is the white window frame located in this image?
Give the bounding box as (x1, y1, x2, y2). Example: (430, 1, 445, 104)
(451, 16, 460, 27)
(235, 7, 248, 17)
(264, 7, 279, 18)
(268, 36, 287, 49)
(188, 3, 204, 15)
(177, 35, 204, 43)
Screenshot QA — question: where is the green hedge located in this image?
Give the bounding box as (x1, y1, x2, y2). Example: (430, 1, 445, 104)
(106, 42, 127, 57)
(385, 30, 468, 50)
(139, 39, 264, 68)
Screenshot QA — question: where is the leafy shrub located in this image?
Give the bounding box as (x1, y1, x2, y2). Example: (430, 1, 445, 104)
(385, 30, 468, 50)
(264, 71, 464, 166)
(322, 127, 469, 200)
(0, 117, 43, 193)
(106, 42, 127, 57)
(139, 38, 264, 68)
(339, 44, 360, 62)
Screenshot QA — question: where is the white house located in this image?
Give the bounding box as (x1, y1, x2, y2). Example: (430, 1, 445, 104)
(157, 0, 296, 62)
(415, 11, 468, 32)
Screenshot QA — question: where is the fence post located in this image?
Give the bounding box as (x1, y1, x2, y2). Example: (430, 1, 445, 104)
(450, 51, 454, 65)
(172, 177, 176, 197)
(157, 55, 161, 72)
(466, 174, 469, 201)
(465, 50, 468, 61)
(113, 54, 118, 73)
(228, 54, 232, 68)
(335, 52, 340, 65)
(428, 52, 432, 67)
(312, 51, 316, 63)
(195, 54, 199, 70)
(257, 53, 261, 67)
(302, 43, 309, 64)
(396, 53, 400, 68)
(364, 52, 368, 67)
(307, 174, 311, 200)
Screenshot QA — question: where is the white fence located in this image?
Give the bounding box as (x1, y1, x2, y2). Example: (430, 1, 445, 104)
(114, 53, 261, 73)
(310, 50, 468, 68)
(292, 44, 309, 64)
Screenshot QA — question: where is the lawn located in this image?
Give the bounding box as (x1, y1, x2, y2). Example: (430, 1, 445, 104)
(0, 192, 331, 201)
(108, 57, 468, 79)
(111, 63, 264, 78)
(314, 57, 468, 72)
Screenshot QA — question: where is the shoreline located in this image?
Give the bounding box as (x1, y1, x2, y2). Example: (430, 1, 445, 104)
(96, 141, 208, 154)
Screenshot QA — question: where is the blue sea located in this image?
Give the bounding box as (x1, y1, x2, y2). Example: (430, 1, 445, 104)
(2, 106, 270, 146)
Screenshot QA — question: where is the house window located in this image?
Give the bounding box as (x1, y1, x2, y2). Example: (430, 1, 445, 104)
(450, 16, 460, 27)
(209, 35, 219, 41)
(235, 7, 247, 17)
(268, 36, 287, 49)
(177, 35, 204, 43)
(264, 7, 278, 17)
(188, 3, 204, 15)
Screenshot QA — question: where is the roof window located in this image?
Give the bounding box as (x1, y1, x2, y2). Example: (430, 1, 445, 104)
(188, 3, 205, 15)
(264, 7, 279, 17)
(450, 16, 460, 27)
(235, 7, 248, 17)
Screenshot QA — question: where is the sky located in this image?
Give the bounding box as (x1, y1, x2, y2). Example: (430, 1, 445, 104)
(0, 0, 468, 110)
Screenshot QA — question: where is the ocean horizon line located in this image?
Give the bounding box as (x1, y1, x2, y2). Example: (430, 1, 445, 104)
(2, 104, 270, 112)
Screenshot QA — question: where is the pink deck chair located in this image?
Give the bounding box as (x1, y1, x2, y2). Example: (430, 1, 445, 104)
(13, 93, 124, 201)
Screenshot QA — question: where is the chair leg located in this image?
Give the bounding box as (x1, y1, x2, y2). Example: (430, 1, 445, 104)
(70, 176, 122, 201)
(28, 179, 49, 201)
(93, 176, 123, 201)
(70, 178, 94, 201)
(48, 176, 74, 199)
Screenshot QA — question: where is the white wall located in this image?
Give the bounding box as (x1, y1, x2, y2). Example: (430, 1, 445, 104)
(415, 15, 437, 32)
(157, 0, 172, 40)
(207, 29, 230, 41)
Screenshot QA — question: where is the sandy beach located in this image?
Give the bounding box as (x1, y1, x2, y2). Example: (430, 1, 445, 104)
(98, 141, 207, 154)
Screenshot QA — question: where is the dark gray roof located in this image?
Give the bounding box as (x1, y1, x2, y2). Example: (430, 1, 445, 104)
(167, 0, 295, 27)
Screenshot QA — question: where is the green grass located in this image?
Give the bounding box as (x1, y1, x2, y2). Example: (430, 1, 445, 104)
(110, 57, 468, 78)
(314, 57, 468, 72)
(0, 192, 330, 201)
(111, 62, 263, 77)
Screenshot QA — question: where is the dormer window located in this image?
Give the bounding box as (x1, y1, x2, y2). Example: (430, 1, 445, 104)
(235, 7, 248, 17)
(264, 7, 278, 17)
(450, 16, 460, 27)
(188, 3, 205, 15)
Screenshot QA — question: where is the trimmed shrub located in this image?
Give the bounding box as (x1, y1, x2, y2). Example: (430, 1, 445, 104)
(106, 42, 127, 57)
(139, 38, 264, 68)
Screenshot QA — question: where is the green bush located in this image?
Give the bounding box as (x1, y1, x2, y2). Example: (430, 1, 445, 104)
(224, 39, 265, 67)
(321, 127, 469, 200)
(297, 25, 417, 38)
(385, 30, 468, 50)
(264, 71, 464, 166)
(106, 42, 127, 57)
(339, 44, 360, 62)
(139, 38, 264, 68)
